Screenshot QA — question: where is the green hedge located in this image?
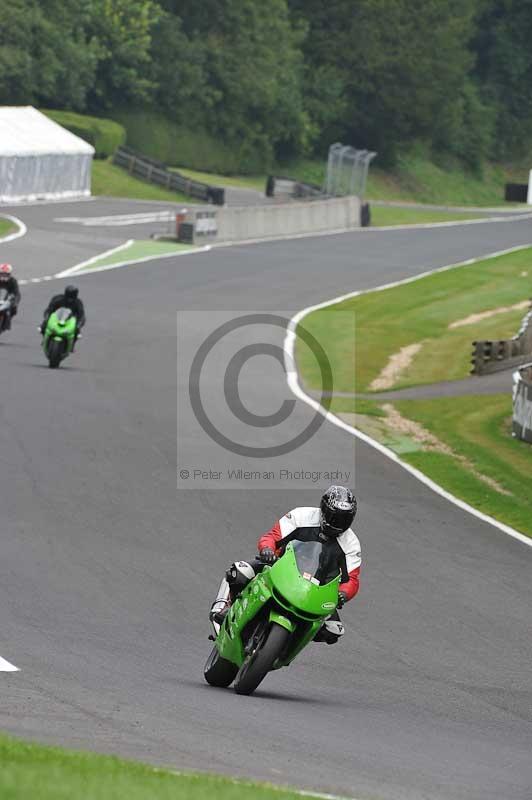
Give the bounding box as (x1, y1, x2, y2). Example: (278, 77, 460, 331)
(41, 110, 126, 159)
(111, 108, 270, 174)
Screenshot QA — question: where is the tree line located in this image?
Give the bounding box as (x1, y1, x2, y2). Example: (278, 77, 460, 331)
(1, 0, 531, 170)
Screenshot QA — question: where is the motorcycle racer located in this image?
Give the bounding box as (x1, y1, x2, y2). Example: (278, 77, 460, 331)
(0, 263, 21, 329)
(209, 486, 361, 644)
(40, 285, 86, 344)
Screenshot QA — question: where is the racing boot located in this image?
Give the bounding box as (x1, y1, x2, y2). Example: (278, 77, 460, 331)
(313, 617, 345, 645)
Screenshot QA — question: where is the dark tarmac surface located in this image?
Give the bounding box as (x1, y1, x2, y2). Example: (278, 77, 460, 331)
(0, 206, 531, 800)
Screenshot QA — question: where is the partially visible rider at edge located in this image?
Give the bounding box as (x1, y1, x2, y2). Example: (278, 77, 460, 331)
(40, 285, 86, 345)
(0, 263, 21, 329)
(209, 485, 361, 645)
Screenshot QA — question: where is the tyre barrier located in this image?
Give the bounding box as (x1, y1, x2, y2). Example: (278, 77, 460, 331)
(512, 363, 532, 443)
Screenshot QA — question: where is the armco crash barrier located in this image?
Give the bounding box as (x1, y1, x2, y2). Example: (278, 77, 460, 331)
(471, 302, 532, 375)
(177, 196, 361, 244)
(113, 146, 225, 205)
(512, 363, 532, 443)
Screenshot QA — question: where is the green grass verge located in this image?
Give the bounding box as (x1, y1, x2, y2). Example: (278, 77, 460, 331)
(395, 395, 532, 537)
(0, 217, 17, 238)
(91, 159, 190, 202)
(370, 206, 487, 226)
(111, 108, 268, 174)
(174, 166, 265, 192)
(297, 247, 532, 537)
(286, 152, 528, 207)
(298, 246, 532, 393)
(0, 733, 318, 800)
(344, 394, 532, 536)
(72, 240, 198, 273)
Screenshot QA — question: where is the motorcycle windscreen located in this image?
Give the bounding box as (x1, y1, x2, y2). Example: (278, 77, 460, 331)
(291, 540, 340, 585)
(0, 288, 9, 309)
(55, 307, 73, 323)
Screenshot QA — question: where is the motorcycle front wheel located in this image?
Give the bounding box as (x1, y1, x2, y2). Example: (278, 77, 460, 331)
(204, 645, 238, 688)
(48, 339, 64, 369)
(234, 622, 290, 696)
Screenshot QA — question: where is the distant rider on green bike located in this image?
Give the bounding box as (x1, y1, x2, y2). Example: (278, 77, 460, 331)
(209, 486, 361, 644)
(40, 285, 86, 345)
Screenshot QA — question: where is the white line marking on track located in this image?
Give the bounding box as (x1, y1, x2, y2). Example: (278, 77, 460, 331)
(53, 244, 211, 278)
(0, 656, 19, 672)
(18, 242, 209, 284)
(55, 240, 134, 277)
(0, 196, 94, 208)
(284, 243, 532, 550)
(161, 769, 354, 800)
(208, 209, 532, 250)
(55, 211, 178, 227)
(0, 214, 28, 243)
(367, 209, 532, 231)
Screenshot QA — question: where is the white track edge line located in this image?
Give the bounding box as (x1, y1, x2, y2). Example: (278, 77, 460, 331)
(0, 656, 19, 672)
(160, 769, 354, 800)
(55, 240, 134, 277)
(207, 210, 532, 250)
(0, 214, 27, 243)
(284, 244, 532, 550)
(62, 245, 210, 277)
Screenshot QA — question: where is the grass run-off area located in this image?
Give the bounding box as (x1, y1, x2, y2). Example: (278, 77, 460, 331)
(286, 152, 529, 207)
(296, 247, 532, 538)
(70, 240, 198, 275)
(175, 166, 265, 192)
(298, 245, 532, 393)
(370, 205, 488, 226)
(0, 734, 316, 800)
(173, 160, 523, 209)
(91, 159, 190, 203)
(171, 155, 529, 208)
(0, 217, 18, 238)
(393, 394, 532, 537)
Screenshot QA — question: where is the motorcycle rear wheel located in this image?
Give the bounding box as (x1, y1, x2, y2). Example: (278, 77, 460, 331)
(234, 622, 290, 696)
(204, 645, 238, 688)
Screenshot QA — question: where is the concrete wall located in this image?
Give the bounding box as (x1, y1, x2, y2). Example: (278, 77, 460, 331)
(184, 196, 361, 244)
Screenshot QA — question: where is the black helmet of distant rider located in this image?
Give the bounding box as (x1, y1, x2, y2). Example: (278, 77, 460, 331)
(64, 285, 79, 301)
(319, 485, 357, 538)
(61, 285, 85, 327)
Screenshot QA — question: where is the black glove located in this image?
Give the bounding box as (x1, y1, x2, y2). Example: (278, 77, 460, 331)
(337, 591, 348, 608)
(259, 547, 276, 564)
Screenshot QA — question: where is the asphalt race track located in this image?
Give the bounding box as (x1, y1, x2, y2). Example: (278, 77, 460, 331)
(1, 203, 532, 800)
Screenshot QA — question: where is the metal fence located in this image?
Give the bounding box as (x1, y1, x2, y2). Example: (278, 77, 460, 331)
(113, 146, 225, 205)
(265, 175, 324, 200)
(324, 143, 377, 200)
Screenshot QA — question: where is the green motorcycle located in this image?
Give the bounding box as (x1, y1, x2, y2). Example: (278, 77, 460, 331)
(42, 308, 77, 368)
(204, 540, 341, 695)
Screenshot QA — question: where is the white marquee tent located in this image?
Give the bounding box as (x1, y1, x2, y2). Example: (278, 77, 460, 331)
(0, 106, 95, 202)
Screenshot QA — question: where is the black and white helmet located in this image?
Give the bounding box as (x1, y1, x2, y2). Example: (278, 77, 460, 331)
(320, 485, 357, 537)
